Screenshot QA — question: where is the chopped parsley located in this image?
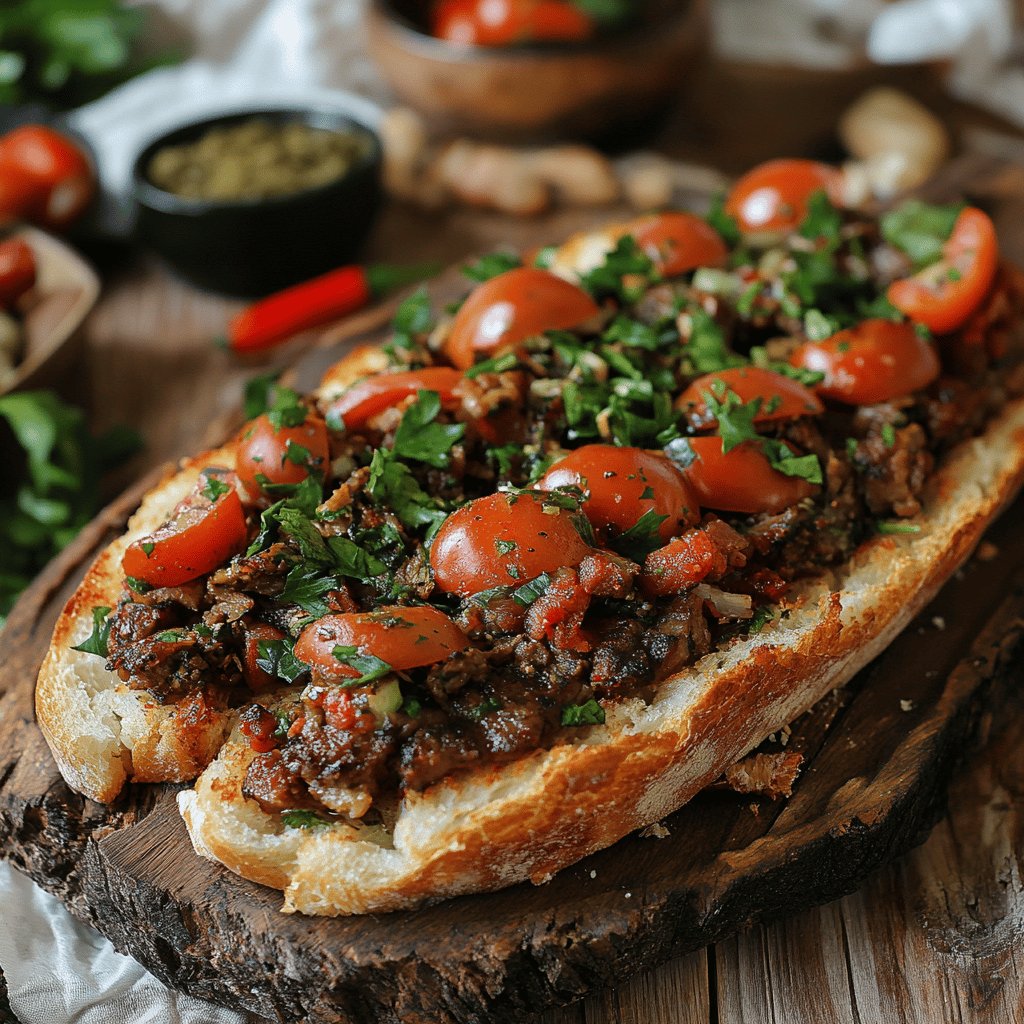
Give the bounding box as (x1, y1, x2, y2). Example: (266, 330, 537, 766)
(200, 474, 231, 502)
(704, 388, 823, 485)
(462, 251, 522, 282)
(256, 638, 309, 684)
(392, 391, 465, 468)
(614, 508, 668, 562)
(280, 809, 330, 829)
(464, 352, 518, 378)
(330, 645, 394, 686)
(877, 521, 922, 535)
(880, 200, 963, 268)
(704, 193, 741, 248)
(389, 287, 433, 353)
(71, 605, 112, 657)
(266, 386, 308, 430)
(685, 310, 747, 374)
(561, 699, 606, 727)
(243, 372, 281, 419)
(124, 576, 152, 593)
(580, 235, 659, 303)
(881, 424, 897, 448)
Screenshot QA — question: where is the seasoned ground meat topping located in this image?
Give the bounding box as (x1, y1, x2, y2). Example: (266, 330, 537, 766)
(79, 170, 1024, 824)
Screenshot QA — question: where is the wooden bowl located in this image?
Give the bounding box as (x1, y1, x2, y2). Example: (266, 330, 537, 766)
(2, 227, 100, 396)
(365, 0, 709, 144)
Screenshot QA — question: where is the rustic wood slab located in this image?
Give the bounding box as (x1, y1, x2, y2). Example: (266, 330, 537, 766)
(4, 150, 1024, 1023)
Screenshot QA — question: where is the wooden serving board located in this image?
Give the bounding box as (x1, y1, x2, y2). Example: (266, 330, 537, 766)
(3, 153, 1024, 1023)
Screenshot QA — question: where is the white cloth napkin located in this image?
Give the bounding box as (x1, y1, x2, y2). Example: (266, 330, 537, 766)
(0, 862, 245, 1024)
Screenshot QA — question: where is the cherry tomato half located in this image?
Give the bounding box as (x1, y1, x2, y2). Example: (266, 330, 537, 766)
(537, 445, 699, 543)
(242, 622, 287, 691)
(680, 437, 818, 515)
(444, 267, 599, 371)
(431, 490, 592, 596)
(677, 366, 823, 428)
(433, 0, 593, 46)
(887, 207, 999, 335)
(629, 212, 728, 277)
(236, 412, 330, 499)
(0, 237, 36, 310)
(725, 159, 841, 234)
(294, 606, 469, 678)
(325, 367, 462, 431)
(0, 125, 95, 231)
(122, 484, 248, 587)
(789, 318, 940, 406)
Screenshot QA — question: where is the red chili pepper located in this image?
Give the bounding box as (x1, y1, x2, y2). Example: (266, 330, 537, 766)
(226, 262, 439, 353)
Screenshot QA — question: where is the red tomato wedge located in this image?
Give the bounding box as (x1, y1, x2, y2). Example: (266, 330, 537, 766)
(0, 237, 37, 309)
(677, 367, 823, 428)
(537, 444, 699, 542)
(725, 159, 841, 234)
(886, 207, 999, 335)
(444, 267, 599, 371)
(789, 318, 940, 406)
(680, 437, 818, 515)
(433, 0, 593, 45)
(294, 606, 469, 678)
(629, 212, 728, 277)
(431, 490, 592, 596)
(325, 367, 462, 431)
(236, 412, 330, 498)
(122, 486, 248, 587)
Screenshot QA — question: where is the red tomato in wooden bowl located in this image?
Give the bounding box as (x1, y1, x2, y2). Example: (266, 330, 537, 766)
(432, 0, 593, 46)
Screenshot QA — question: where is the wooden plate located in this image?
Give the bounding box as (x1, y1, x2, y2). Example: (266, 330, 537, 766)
(2, 226, 100, 395)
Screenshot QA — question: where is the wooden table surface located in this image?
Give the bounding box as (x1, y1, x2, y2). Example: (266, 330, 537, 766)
(49, 56, 1024, 1024)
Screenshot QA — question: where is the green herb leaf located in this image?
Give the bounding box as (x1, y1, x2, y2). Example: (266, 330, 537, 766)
(464, 351, 519, 378)
(580, 235, 659, 303)
(243, 372, 281, 419)
(200, 475, 231, 502)
(561, 699, 606, 727)
(330, 644, 394, 686)
(686, 310, 747, 374)
(877, 520, 922, 535)
(511, 572, 552, 607)
(256, 638, 308, 684)
(880, 200, 964, 268)
(393, 390, 465, 468)
(278, 565, 340, 618)
(367, 449, 447, 536)
(705, 193, 741, 248)
(614, 508, 668, 562)
(462, 251, 522, 282)
(70, 605, 112, 657)
(391, 287, 434, 351)
(280, 809, 330, 829)
(266, 387, 308, 430)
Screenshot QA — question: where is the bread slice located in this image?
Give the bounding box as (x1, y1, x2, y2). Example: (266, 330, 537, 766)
(36, 448, 238, 804)
(178, 397, 1024, 915)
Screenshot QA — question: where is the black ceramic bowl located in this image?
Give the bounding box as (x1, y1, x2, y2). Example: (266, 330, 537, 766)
(132, 108, 382, 297)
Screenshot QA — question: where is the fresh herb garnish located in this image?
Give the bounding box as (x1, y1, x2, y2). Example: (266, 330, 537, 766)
(389, 287, 434, 353)
(580, 235, 659, 303)
(70, 605, 112, 657)
(561, 699, 606, 727)
(462, 251, 522, 282)
(256, 638, 308, 684)
(877, 521, 922, 535)
(280, 809, 330, 829)
(705, 193, 741, 248)
(125, 576, 152, 593)
(266, 387, 308, 430)
(243, 372, 281, 419)
(881, 200, 963, 268)
(464, 352, 519, 378)
(200, 475, 231, 502)
(392, 391, 465, 468)
(330, 645, 394, 686)
(614, 508, 668, 562)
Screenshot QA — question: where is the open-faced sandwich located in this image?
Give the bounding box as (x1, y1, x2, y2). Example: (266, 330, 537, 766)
(37, 158, 1024, 915)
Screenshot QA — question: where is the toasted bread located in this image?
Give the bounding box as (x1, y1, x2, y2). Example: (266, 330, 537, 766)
(35, 448, 238, 803)
(177, 397, 1024, 914)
